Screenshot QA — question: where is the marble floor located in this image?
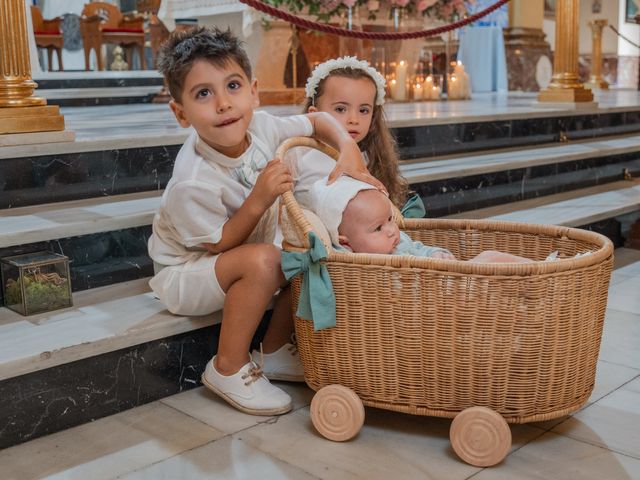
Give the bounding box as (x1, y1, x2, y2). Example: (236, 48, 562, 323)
(1, 247, 639, 480)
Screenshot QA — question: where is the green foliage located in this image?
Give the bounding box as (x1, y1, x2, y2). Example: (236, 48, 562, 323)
(4, 274, 71, 315)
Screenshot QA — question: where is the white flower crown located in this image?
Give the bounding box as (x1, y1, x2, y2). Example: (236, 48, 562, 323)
(305, 56, 386, 106)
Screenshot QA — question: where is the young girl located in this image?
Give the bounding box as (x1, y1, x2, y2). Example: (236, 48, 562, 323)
(288, 56, 425, 217)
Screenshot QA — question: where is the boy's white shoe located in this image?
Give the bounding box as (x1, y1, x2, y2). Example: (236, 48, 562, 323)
(201, 357, 292, 415)
(252, 342, 305, 382)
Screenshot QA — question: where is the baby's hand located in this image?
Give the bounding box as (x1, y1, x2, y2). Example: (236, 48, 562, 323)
(431, 251, 456, 260)
(250, 159, 293, 209)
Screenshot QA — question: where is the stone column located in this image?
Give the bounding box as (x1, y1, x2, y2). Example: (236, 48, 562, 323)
(538, 0, 593, 103)
(585, 19, 609, 90)
(0, 0, 66, 135)
(504, 0, 552, 91)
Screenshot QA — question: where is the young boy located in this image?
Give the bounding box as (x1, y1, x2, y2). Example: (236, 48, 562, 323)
(149, 26, 381, 416)
(311, 175, 534, 263)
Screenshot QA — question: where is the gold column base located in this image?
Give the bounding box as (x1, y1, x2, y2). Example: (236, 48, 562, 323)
(537, 86, 594, 103)
(0, 105, 64, 134)
(585, 78, 609, 90)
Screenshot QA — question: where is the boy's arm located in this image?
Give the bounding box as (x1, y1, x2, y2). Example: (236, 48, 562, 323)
(203, 159, 292, 254)
(305, 112, 386, 191)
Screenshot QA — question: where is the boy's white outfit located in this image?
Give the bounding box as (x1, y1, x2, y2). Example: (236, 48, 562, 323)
(148, 111, 310, 410)
(148, 111, 312, 316)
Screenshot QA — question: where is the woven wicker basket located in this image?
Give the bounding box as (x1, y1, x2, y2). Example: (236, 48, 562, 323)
(278, 137, 614, 426)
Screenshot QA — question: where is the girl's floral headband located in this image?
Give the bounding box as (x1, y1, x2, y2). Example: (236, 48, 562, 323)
(304, 56, 387, 106)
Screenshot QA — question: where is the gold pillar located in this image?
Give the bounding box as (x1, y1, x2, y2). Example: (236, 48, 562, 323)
(585, 19, 609, 90)
(538, 0, 593, 103)
(0, 0, 65, 134)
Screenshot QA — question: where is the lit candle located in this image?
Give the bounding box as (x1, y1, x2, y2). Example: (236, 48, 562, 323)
(394, 60, 407, 101)
(431, 85, 441, 100)
(390, 79, 397, 100)
(453, 61, 470, 99)
(413, 83, 423, 101)
(449, 74, 458, 99)
(422, 75, 433, 100)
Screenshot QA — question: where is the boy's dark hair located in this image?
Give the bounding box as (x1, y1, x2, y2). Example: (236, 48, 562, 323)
(157, 26, 252, 102)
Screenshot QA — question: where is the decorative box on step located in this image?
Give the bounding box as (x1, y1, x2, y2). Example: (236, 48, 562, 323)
(1, 251, 72, 316)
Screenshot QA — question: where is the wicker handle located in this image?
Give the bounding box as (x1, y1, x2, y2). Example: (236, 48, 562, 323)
(277, 137, 339, 249)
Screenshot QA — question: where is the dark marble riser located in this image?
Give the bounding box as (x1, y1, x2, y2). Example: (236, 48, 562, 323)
(0, 325, 219, 450)
(34, 76, 164, 90)
(0, 226, 153, 306)
(394, 110, 640, 160)
(414, 152, 640, 217)
(46, 94, 157, 107)
(1, 146, 177, 209)
(0, 313, 275, 450)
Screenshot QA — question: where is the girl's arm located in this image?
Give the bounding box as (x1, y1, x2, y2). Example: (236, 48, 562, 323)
(305, 112, 386, 191)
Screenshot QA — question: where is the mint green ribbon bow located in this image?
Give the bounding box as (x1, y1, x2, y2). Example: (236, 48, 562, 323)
(281, 232, 336, 331)
(401, 193, 426, 219)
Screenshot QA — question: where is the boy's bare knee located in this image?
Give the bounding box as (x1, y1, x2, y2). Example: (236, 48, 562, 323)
(248, 244, 282, 279)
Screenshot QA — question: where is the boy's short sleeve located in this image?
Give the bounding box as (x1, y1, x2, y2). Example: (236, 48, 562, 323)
(166, 181, 227, 247)
(252, 111, 313, 154)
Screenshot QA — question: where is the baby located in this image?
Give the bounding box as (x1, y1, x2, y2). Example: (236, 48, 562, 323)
(311, 175, 533, 263)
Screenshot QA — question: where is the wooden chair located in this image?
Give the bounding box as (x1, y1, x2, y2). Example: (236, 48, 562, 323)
(31, 5, 64, 71)
(80, 2, 145, 71)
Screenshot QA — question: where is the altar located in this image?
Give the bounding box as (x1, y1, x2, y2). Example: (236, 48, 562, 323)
(158, 0, 263, 72)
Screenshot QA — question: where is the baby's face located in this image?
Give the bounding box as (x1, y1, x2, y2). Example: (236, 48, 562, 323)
(338, 189, 400, 254)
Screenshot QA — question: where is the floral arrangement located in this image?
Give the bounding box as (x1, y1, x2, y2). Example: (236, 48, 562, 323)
(262, 1, 474, 22)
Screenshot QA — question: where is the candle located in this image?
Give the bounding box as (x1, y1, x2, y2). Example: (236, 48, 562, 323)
(431, 85, 441, 100)
(413, 83, 423, 101)
(449, 74, 458, 99)
(394, 60, 407, 101)
(422, 75, 433, 100)
(390, 79, 397, 100)
(453, 61, 470, 99)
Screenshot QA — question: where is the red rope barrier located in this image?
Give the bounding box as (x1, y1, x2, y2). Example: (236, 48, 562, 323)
(238, 0, 510, 40)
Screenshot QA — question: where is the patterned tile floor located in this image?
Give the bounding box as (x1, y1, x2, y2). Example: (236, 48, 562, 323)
(1, 248, 639, 480)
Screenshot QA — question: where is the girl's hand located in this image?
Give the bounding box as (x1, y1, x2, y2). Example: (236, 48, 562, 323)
(328, 141, 386, 192)
(249, 159, 293, 210)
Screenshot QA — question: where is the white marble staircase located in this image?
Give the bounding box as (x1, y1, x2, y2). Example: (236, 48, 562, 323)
(2, 118, 640, 450)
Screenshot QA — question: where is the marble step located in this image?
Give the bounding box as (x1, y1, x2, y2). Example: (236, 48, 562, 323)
(447, 179, 640, 227)
(0, 277, 222, 449)
(0, 278, 220, 382)
(33, 71, 164, 89)
(0, 190, 159, 249)
(39, 86, 163, 107)
(411, 134, 640, 217)
(401, 134, 640, 183)
(3, 138, 640, 249)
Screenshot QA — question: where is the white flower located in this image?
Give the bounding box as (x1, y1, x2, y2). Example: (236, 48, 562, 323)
(305, 56, 387, 106)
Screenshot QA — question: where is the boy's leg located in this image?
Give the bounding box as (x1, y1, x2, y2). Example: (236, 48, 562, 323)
(252, 283, 304, 382)
(214, 243, 284, 375)
(262, 284, 293, 353)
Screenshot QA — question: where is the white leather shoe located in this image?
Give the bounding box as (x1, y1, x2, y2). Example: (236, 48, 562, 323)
(201, 357, 292, 415)
(252, 342, 305, 382)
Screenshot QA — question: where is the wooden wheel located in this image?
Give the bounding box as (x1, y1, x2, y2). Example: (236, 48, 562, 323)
(310, 385, 364, 442)
(449, 406, 511, 467)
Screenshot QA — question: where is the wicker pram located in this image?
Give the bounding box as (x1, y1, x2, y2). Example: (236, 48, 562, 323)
(278, 137, 614, 467)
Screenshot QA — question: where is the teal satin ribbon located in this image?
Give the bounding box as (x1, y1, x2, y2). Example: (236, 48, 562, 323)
(281, 232, 336, 331)
(401, 194, 426, 218)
